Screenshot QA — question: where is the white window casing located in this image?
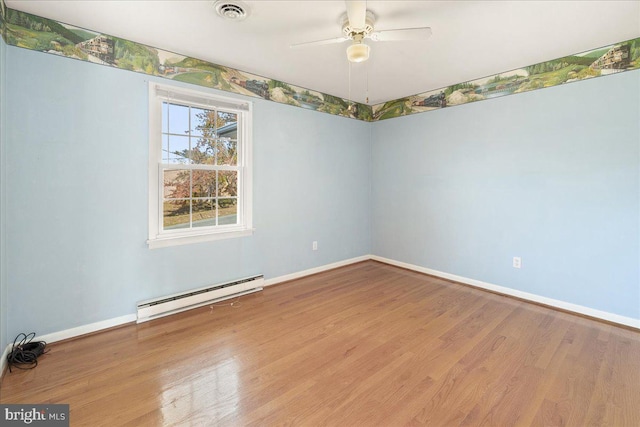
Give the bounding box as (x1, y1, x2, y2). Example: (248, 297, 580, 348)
(147, 82, 253, 249)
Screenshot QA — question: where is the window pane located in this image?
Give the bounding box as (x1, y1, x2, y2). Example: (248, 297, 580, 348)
(162, 102, 169, 133)
(163, 169, 190, 199)
(217, 139, 237, 166)
(191, 138, 216, 165)
(165, 135, 189, 164)
(218, 198, 238, 225)
(192, 170, 216, 198)
(164, 200, 190, 230)
(218, 171, 237, 197)
(217, 111, 238, 139)
(190, 107, 215, 138)
(168, 103, 190, 135)
(192, 199, 216, 228)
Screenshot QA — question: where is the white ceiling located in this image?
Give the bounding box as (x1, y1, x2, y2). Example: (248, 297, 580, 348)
(6, 0, 640, 105)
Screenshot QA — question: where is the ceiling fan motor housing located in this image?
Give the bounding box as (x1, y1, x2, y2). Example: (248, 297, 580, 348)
(342, 10, 375, 38)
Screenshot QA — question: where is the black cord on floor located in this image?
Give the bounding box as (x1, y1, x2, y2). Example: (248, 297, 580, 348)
(6, 332, 48, 372)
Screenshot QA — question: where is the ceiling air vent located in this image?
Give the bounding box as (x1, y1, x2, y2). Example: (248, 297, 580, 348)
(214, 0, 249, 21)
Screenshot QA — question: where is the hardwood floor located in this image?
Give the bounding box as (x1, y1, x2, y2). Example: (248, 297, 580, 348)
(1, 261, 639, 426)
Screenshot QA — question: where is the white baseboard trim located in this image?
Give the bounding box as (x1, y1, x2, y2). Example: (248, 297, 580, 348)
(1, 253, 635, 382)
(264, 255, 370, 287)
(0, 314, 134, 382)
(35, 313, 136, 345)
(2, 257, 369, 379)
(0, 343, 11, 380)
(371, 255, 640, 330)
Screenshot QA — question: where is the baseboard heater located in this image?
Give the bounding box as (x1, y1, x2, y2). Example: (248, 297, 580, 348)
(136, 275, 264, 323)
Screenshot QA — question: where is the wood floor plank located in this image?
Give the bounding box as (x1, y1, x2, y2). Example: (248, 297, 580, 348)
(1, 261, 638, 426)
(608, 329, 640, 425)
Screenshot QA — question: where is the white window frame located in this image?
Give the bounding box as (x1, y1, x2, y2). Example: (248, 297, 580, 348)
(147, 82, 253, 249)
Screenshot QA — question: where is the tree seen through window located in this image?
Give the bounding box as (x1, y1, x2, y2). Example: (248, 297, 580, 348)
(162, 104, 240, 229)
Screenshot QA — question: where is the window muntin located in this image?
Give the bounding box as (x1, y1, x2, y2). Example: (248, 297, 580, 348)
(148, 83, 252, 248)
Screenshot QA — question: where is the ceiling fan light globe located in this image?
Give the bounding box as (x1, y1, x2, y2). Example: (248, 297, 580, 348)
(347, 43, 370, 62)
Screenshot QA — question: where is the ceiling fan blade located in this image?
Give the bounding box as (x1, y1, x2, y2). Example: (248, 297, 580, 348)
(345, 0, 366, 29)
(369, 27, 433, 42)
(290, 36, 349, 49)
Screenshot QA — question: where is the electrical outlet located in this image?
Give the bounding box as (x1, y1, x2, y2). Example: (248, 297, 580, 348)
(312, 241, 318, 251)
(513, 257, 522, 269)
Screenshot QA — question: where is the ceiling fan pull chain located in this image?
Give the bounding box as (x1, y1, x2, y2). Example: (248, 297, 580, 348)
(366, 60, 369, 105)
(349, 60, 351, 101)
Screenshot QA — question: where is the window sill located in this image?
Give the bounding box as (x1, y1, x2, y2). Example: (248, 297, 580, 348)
(147, 228, 254, 249)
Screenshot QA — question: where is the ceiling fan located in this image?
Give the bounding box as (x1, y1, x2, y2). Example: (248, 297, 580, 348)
(290, 1, 432, 63)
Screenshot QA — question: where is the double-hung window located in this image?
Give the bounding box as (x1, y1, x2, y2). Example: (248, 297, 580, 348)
(148, 83, 253, 248)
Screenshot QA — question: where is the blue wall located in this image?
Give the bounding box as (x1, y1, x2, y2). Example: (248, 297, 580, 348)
(1, 32, 8, 350)
(2, 43, 639, 344)
(4, 46, 370, 338)
(371, 71, 640, 319)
